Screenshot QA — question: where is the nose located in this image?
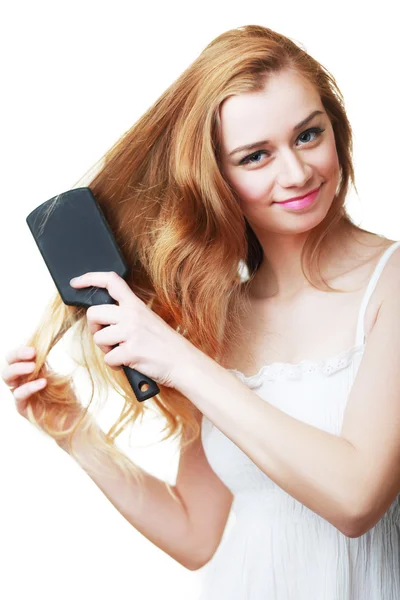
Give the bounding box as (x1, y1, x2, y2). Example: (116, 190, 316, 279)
(276, 149, 313, 189)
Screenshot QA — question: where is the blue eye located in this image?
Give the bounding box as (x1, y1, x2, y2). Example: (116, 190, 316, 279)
(239, 127, 326, 166)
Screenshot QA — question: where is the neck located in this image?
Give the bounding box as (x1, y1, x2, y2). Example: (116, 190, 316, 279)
(248, 222, 356, 302)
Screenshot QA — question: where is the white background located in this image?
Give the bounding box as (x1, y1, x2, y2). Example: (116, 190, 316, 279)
(1, 1, 399, 598)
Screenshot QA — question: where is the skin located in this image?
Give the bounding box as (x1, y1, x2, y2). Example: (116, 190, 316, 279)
(219, 69, 351, 302)
(1, 346, 46, 416)
(3, 70, 398, 569)
(2, 71, 389, 407)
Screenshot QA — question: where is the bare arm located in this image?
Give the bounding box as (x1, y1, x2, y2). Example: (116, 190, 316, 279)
(2, 346, 232, 569)
(174, 349, 361, 538)
(57, 413, 233, 570)
(173, 283, 400, 539)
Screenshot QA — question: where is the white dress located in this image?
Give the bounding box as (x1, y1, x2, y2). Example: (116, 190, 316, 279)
(199, 240, 400, 600)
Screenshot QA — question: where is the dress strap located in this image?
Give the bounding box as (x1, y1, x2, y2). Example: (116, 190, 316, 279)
(354, 240, 400, 346)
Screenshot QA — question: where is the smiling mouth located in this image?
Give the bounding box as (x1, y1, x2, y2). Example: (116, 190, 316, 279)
(274, 186, 321, 204)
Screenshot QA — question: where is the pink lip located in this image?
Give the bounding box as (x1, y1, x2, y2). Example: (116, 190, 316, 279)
(273, 186, 321, 210)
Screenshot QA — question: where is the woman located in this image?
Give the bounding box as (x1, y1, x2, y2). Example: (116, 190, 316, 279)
(2, 24, 400, 599)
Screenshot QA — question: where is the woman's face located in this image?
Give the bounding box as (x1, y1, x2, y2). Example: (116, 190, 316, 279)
(218, 70, 340, 235)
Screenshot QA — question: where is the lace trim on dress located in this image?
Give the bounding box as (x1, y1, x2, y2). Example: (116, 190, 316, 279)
(227, 342, 366, 388)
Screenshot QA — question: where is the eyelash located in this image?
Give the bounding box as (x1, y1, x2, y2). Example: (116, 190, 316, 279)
(239, 127, 326, 166)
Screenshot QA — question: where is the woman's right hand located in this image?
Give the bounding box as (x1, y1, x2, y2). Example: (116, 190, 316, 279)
(1, 345, 48, 420)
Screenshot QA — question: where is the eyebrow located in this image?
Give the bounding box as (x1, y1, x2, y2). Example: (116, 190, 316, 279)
(228, 109, 325, 157)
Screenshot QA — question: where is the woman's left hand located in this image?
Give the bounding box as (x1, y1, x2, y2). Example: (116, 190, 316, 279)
(70, 271, 193, 389)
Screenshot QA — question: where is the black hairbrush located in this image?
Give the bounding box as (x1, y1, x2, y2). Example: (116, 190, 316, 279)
(26, 186, 160, 402)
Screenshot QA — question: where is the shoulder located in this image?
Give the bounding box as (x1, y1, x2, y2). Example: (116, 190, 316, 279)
(371, 239, 400, 313)
(377, 239, 400, 288)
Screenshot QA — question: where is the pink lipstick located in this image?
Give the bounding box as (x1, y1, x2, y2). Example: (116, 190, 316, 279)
(273, 186, 321, 211)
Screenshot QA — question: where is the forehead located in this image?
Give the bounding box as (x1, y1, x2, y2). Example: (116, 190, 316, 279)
(219, 71, 323, 150)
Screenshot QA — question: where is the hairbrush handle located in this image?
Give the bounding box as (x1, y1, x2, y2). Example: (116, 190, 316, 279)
(90, 288, 160, 402)
(122, 365, 160, 402)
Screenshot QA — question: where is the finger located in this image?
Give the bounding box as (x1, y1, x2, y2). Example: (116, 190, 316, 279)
(95, 341, 115, 356)
(1, 361, 36, 387)
(104, 344, 133, 369)
(13, 378, 47, 403)
(70, 272, 137, 306)
(86, 305, 120, 335)
(87, 324, 116, 355)
(5, 346, 36, 365)
(93, 324, 125, 348)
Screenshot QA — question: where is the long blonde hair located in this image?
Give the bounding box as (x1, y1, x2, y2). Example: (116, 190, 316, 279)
(25, 24, 371, 501)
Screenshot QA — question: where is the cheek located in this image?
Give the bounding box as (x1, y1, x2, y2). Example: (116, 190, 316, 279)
(310, 141, 340, 186)
(322, 131, 340, 174)
(326, 150, 340, 189)
(227, 169, 273, 202)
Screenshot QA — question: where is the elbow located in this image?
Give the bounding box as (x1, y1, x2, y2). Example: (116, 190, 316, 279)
(343, 510, 381, 539)
(341, 520, 367, 539)
(185, 560, 204, 572)
(181, 553, 206, 571)
(183, 542, 216, 572)
(342, 519, 373, 539)
(340, 501, 376, 539)
(182, 550, 208, 571)
(185, 554, 212, 571)
(338, 474, 379, 538)
(187, 541, 221, 571)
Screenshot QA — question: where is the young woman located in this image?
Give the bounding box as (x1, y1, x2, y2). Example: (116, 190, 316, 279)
(2, 24, 399, 599)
